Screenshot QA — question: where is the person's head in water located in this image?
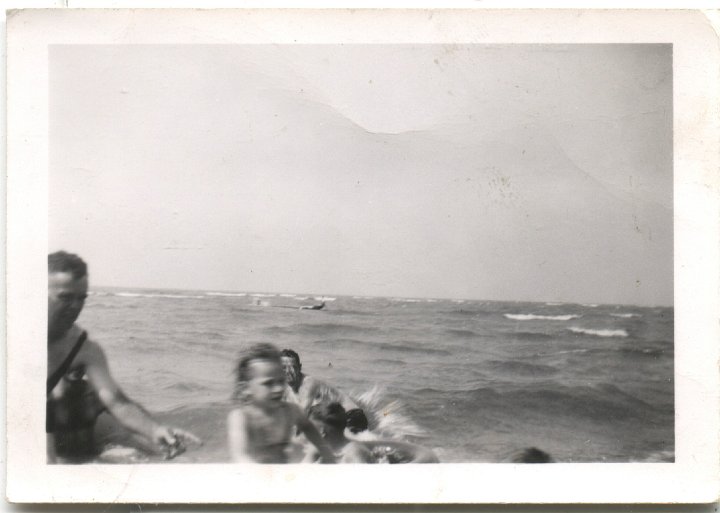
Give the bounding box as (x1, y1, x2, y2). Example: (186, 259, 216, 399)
(233, 343, 286, 408)
(308, 401, 347, 438)
(510, 447, 555, 463)
(48, 251, 89, 340)
(280, 349, 303, 389)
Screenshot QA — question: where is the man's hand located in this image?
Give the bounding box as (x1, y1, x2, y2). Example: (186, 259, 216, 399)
(152, 425, 202, 459)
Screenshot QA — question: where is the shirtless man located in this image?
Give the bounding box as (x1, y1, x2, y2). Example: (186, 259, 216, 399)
(47, 251, 199, 462)
(279, 349, 368, 433)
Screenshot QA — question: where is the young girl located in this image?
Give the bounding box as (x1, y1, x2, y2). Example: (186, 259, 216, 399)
(227, 343, 335, 463)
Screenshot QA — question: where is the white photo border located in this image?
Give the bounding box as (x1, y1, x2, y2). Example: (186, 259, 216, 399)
(6, 8, 719, 504)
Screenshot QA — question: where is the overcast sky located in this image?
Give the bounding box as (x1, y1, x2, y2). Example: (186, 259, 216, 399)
(49, 44, 672, 305)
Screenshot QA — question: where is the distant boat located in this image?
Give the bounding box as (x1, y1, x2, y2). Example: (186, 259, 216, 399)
(299, 301, 326, 311)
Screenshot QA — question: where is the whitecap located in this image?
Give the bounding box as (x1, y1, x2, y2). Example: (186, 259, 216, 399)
(610, 313, 640, 318)
(115, 292, 204, 299)
(206, 292, 247, 297)
(505, 314, 580, 321)
(568, 327, 628, 338)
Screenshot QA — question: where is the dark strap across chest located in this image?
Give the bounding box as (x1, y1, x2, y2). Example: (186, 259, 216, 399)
(47, 331, 88, 395)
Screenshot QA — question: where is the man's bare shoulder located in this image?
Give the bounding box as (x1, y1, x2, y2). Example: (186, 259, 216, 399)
(75, 332, 109, 367)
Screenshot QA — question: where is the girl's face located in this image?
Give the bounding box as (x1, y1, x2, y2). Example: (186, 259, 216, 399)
(245, 359, 286, 408)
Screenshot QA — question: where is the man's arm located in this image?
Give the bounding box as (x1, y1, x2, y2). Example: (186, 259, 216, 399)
(83, 341, 198, 453)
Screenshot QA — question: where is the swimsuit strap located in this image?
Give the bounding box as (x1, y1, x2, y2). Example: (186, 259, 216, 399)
(47, 331, 88, 394)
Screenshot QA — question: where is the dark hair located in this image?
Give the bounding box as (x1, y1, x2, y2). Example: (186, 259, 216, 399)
(280, 349, 301, 367)
(510, 447, 554, 463)
(309, 401, 347, 431)
(234, 343, 282, 393)
(345, 408, 369, 434)
(48, 251, 87, 279)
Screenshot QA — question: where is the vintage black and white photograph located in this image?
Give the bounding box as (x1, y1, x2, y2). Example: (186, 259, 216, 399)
(46, 42, 675, 465)
(6, 8, 719, 504)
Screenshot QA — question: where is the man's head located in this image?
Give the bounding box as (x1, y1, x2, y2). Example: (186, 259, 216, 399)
(280, 349, 302, 388)
(48, 251, 89, 340)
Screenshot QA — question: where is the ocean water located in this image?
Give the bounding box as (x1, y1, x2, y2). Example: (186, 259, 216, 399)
(81, 288, 674, 463)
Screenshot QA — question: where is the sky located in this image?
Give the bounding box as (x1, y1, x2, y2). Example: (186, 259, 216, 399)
(49, 44, 673, 305)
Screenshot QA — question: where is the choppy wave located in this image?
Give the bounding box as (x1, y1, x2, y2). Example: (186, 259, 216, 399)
(265, 322, 383, 337)
(610, 313, 640, 318)
(568, 327, 628, 338)
(639, 450, 675, 463)
(552, 348, 591, 355)
(445, 328, 482, 338)
(114, 292, 205, 299)
(419, 383, 658, 423)
(619, 347, 666, 357)
(313, 337, 451, 356)
(486, 360, 559, 376)
(505, 314, 580, 321)
(513, 331, 553, 341)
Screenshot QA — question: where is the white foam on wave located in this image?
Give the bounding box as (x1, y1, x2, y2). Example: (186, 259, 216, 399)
(505, 314, 580, 321)
(582, 304, 599, 308)
(545, 302, 564, 306)
(250, 293, 276, 298)
(314, 296, 336, 301)
(115, 292, 204, 299)
(610, 313, 640, 318)
(568, 327, 628, 338)
(206, 292, 247, 297)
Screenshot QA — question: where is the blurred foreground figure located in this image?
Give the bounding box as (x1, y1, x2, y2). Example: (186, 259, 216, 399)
(46, 251, 199, 462)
